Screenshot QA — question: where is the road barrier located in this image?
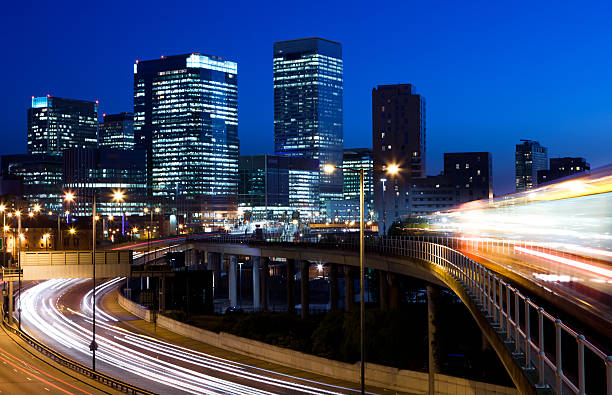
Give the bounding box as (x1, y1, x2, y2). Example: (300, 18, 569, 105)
(0, 317, 155, 394)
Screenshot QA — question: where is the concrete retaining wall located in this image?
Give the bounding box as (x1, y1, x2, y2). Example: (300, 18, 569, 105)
(117, 292, 516, 394)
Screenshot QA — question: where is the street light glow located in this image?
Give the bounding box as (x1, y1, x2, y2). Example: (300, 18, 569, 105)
(0, 204, 5, 212)
(154, 207, 161, 213)
(323, 164, 336, 174)
(68, 228, 76, 235)
(143, 207, 149, 213)
(112, 189, 125, 202)
(64, 191, 75, 202)
(28, 212, 34, 218)
(33, 204, 41, 212)
(386, 164, 400, 175)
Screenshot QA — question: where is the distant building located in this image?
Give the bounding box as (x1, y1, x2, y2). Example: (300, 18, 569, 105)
(134, 53, 239, 223)
(342, 148, 374, 215)
(238, 155, 319, 220)
(62, 148, 147, 217)
(99, 113, 135, 150)
(407, 175, 457, 216)
(515, 140, 547, 192)
(372, 84, 426, 233)
(444, 152, 493, 202)
(27, 96, 98, 155)
(273, 38, 344, 204)
(537, 157, 590, 185)
(1, 154, 63, 211)
(324, 199, 361, 222)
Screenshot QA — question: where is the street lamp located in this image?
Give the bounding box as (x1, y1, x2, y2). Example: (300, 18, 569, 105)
(324, 162, 399, 395)
(0, 204, 5, 269)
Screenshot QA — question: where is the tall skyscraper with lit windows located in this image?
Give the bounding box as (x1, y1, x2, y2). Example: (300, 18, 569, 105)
(515, 139, 547, 192)
(27, 96, 98, 155)
(372, 84, 426, 234)
(273, 38, 343, 206)
(99, 112, 135, 150)
(133, 53, 239, 221)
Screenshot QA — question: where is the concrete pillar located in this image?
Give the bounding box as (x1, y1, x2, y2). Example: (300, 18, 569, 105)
(344, 265, 354, 312)
(329, 263, 339, 310)
(252, 256, 261, 311)
(229, 255, 238, 307)
(388, 273, 400, 312)
(300, 261, 310, 319)
(427, 285, 439, 395)
(286, 259, 295, 313)
(379, 270, 389, 311)
(261, 257, 269, 312)
(158, 275, 166, 313)
(208, 252, 221, 299)
(7, 281, 14, 324)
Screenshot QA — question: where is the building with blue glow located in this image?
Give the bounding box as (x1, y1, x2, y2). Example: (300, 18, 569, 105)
(342, 148, 374, 214)
(515, 140, 547, 192)
(133, 53, 239, 223)
(238, 155, 319, 220)
(1, 154, 63, 212)
(27, 96, 98, 155)
(273, 38, 343, 206)
(99, 113, 135, 150)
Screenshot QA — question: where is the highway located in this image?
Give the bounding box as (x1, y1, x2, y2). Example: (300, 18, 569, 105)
(17, 278, 396, 395)
(0, 307, 113, 394)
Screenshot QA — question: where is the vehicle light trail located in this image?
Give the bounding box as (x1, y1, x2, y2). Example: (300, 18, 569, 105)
(19, 279, 372, 395)
(514, 246, 612, 279)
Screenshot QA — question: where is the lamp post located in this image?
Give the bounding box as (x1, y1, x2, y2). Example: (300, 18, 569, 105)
(15, 209, 22, 329)
(380, 178, 387, 236)
(1, 204, 6, 269)
(324, 162, 399, 395)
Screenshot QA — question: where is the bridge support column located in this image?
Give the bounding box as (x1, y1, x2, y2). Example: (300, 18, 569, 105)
(388, 273, 400, 312)
(158, 275, 166, 313)
(7, 281, 14, 324)
(344, 265, 354, 312)
(261, 257, 269, 312)
(427, 285, 440, 395)
(300, 261, 310, 318)
(379, 270, 389, 311)
(208, 252, 221, 299)
(229, 255, 238, 307)
(329, 263, 338, 310)
(286, 259, 295, 314)
(252, 256, 261, 311)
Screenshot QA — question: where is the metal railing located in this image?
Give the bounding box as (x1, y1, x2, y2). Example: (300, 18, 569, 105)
(190, 233, 612, 395)
(1, 317, 155, 394)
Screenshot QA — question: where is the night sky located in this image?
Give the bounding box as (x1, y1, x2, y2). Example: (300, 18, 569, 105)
(2, 1, 611, 194)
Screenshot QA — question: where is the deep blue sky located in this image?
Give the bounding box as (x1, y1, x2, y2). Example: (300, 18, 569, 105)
(2, 1, 611, 194)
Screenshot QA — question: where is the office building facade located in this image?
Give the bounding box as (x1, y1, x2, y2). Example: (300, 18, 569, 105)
(342, 148, 374, 214)
(62, 148, 147, 217)
(515, 140, 547, 192)
(372, 84, 426, 233)
(273, 38, 343, 203)
(537, 157, 590, 185)
(27, 96, 98, 155)
(99, 112, 135, 150)
(133, 53, 239, 222)
(1, 154, 63, 212)
(238, 155, 319, 220)
(444, 152, 493, 203)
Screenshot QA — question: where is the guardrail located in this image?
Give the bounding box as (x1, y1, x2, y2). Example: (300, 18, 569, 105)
(190, 233, 612, 395)
(0, 267, 22, 280)
(1, 317, 155, 394)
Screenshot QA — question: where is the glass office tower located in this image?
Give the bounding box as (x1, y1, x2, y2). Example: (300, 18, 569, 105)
(342, 148, 374, 213)
(27, 96, 98, 155)
(99, 113, 135, 150)
(134, 53, 239, 222)
(515, 140, 547, 192)
(273, 38, 343, 205)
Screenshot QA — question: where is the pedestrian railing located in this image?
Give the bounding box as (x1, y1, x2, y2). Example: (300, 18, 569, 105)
(190, 233, 612, 395)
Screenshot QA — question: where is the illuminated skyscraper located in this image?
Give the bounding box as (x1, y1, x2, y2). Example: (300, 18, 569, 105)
(515, 140, 547, 192)
(27, 96, 98, 155)
(273, 38, 343, 205)
(133, 54, 239, 221)
(342, 148, 374, 213)
(372, 84, 426, 233)
(99, 112, 134, 150)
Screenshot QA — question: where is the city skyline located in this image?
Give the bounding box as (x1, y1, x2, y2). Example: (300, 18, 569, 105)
(2, 1, 612, 196)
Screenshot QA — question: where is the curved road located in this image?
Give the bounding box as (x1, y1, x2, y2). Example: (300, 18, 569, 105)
(18, 278, 399, 395)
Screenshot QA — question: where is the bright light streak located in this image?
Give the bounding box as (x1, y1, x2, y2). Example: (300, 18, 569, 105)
(515, 246, 612, 279)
